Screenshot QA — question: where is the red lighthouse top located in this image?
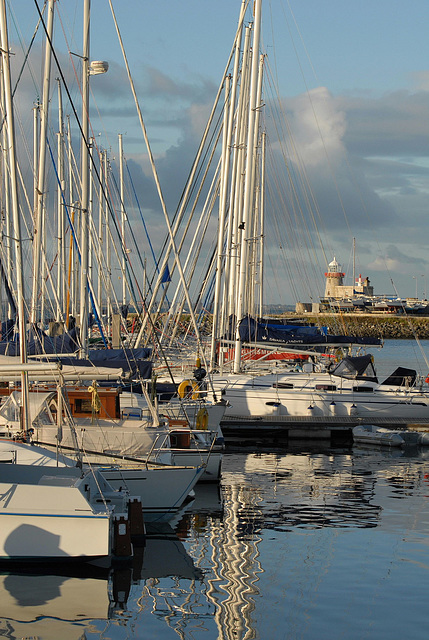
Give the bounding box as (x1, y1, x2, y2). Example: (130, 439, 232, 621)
(324, 256, 344, 278)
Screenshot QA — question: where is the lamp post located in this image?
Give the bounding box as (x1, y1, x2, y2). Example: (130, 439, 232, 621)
(413, 275, 417, 299)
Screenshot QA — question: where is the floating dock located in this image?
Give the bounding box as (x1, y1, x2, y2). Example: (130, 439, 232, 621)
(220, 415, 429, 446)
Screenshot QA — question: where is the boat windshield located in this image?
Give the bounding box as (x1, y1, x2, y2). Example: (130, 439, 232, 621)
(330, 355, 378, 382)
(380, 367, 417, 387)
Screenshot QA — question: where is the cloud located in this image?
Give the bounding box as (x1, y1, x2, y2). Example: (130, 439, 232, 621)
(342, 90, 429, 157)
(286, 87, 347, 167)
(368, 245, 427, 271)
(9, 22, 429, 305)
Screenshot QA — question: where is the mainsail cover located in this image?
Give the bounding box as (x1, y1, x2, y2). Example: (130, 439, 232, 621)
(225, 316, 382, 346)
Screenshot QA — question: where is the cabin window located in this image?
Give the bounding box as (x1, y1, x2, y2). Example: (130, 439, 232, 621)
(74, 398, 94, 414)
(315, 384, 336, 391)
(273, 382, 293, 389)
(353, 386, 374, 393)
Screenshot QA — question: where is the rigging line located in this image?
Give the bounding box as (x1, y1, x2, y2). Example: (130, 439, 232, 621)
(263, 62, 331, 266)
(264, 180, 300, 302)
(156, 3, 249, 247)
(107, 2, 216, 388)
(282, 3, 353, 238)
(0, 254, 16, 315)
(33, 4, 148, 327)
(264, 139, 311, 301)
(125, 160, 161, 292)
(107, 167, 153, 308)
(56, 1, 145, 304)
(110, 0, 250, 350)
(2, 0, 44, 119)
(163, 175, 221, 345)
(265, 133, 324, 304)
(48, 25, 157, 330)
(55, 8, 135, 298)
(155, 124, 225, 335)
(32, 2, 116, 240)
(142, 94, 227, 319)
(46, 137, 108, 348)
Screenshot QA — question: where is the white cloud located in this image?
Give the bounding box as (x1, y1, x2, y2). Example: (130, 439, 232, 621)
(287, 87, 347, 167)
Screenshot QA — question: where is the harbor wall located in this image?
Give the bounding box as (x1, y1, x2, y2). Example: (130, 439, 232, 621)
(289, 314, 429, 339)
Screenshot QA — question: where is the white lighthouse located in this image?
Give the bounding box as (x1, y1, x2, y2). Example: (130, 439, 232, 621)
(324, 257, 345, 298)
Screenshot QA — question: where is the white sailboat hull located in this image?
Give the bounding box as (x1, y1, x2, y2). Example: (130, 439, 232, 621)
(170, 449, 222, 482)
(0, 475, 111, 561)
(99, 464, 204, 523)
(210, 372, 429, 421)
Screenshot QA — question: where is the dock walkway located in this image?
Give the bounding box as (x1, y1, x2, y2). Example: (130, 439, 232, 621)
(220, 415, 429, 445)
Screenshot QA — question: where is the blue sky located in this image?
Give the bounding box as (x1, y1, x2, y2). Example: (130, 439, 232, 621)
(7, 0, 429, 305)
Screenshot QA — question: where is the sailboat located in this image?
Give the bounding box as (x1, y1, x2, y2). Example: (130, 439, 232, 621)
(0, 439, 138, 563)
(0, 0, 147, 564)
(207, 353, 429, 425)
(0, 0, 217, 510)
(0, 387, 206, 523)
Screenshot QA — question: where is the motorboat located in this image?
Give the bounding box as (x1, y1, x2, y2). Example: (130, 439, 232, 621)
(353, 424, 429, 447)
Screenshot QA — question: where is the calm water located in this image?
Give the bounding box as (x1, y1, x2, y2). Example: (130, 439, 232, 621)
(1, 340, 429, 640)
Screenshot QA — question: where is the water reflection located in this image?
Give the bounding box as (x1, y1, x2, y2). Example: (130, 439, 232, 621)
(0, 528, 204, 640)
(174, 448, 429, 640)
(1, 449, 428, 639)
(0, 564, 113, 640)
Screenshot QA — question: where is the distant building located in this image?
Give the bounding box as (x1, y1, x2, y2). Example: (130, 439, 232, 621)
(323, 256, 373, 299)
(295, 254, 428, 315)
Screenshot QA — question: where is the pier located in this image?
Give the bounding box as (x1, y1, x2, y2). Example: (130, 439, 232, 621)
(220, 415, 429, 446)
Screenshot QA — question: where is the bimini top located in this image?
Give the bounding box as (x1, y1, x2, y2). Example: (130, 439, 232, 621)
(329, 355, 378, 382)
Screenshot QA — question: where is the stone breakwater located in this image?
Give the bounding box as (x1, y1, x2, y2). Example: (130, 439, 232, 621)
(290, 314, 429, 339)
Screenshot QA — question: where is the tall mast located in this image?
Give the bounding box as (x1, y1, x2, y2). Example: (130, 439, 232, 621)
(0, 60, 12, 319)
(30, 0, 54, 326)
(104, 152, 112, 339)
(97, 149, 104, 312)
(57, 79, 66, 319)
(119, 133, 126, 307)
(227, 24, 252, 324)
(0, 0, 30, 431)
(79, 0, 90, 357)
(233, 0, 263, 374)
(258, 130, 266, 317)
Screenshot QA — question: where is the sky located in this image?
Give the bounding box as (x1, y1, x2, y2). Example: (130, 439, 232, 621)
(6, 0, 429, 306)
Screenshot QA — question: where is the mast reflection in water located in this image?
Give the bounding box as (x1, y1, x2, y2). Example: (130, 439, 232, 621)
(1, 448, 429, 639)
(176, 448, 429, 640)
